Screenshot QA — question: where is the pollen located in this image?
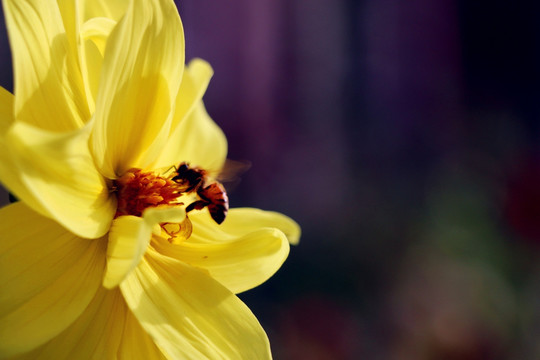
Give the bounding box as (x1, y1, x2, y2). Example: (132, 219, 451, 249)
(114, 168, 182, 217)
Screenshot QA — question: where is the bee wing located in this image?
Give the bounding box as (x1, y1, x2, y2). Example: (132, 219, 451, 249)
(215, 159, 252, 192)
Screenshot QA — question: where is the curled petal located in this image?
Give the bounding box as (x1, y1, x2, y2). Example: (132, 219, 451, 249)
(120, 250, 272, 359)
(152, 220, 290, 294)
(191, 208, 301, 245)
(90, 0, 185, 178)
(3, 0, 89, 130)
(103, 206, 186, 289)
(150, 208, 299, 293)
(4, 121, 116, 239)
(0, 203, 107, 357)
(80, 17, 116, 57)
(218, 208, 301, 245)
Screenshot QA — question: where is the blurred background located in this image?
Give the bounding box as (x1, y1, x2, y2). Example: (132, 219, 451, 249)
(178, 1, 540, 359)
(2, 1, 540, 359)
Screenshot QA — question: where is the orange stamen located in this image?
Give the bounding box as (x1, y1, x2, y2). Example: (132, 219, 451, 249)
(114, 168, 183, 217)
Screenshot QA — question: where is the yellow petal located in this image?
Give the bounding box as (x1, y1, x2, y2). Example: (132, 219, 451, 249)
(77, 16, 116, 115)
(121, 250, 272, 359)
(4, 121, 116, 239)
(0, 202, 107, 357)
(0, 89, 48, 216)
(219, 208, 301, 245)
(11, 288, 130, 360)
(103, 206, 186, 289)
(56, 0, 82, 77)
(3, 0, 89, 130)
(81, 17, 116, 56)
(90, 0, 185, 178)
(173, 59, 214, 130)
(56, 1, 119, 118)
(118, 304, 167, 360)
(189, 207, 301, 245)
(143, 204, 187, 225)
(56, 0, 100, 116)
(0, 86, 13, 132)
(158, 100, 228, 173)
(152, 59, 220, 169)
(103, 216, 151, 289)
(152, 218, 290, 294)
(82, 0, 128, 23)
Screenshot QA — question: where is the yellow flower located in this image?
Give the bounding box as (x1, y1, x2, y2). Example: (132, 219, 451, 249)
(0, 0, 300, 358)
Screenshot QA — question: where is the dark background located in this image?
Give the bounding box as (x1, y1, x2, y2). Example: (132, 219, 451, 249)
(3, 1, 540, 358)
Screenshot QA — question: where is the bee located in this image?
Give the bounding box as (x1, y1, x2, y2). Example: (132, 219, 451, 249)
(171, 162, 229, 224)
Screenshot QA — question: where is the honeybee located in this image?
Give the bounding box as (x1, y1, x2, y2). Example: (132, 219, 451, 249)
(171, 162, 229, 224)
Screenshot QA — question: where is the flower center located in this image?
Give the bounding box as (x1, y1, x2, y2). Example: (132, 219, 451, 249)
(113, 165, 229, 242)
(114, 168, 183, 218)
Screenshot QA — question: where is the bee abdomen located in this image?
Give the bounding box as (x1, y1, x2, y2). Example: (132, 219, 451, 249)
(208, 203, 228, 224)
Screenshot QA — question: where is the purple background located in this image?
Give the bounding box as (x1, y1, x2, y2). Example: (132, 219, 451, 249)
(3, 1, 540, 358)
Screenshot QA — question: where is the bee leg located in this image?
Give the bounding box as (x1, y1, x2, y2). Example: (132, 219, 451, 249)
(185, 200, 208, 213)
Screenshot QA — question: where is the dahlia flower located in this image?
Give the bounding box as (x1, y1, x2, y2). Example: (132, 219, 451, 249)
(0, 0, 299, 358)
